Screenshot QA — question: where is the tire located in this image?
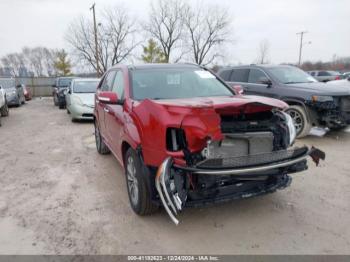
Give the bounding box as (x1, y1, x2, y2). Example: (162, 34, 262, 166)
(285, 105, 312, 138)
(54, 95, 58, 106)
(124, 148, 158, 215)
(59, 103, 64, 109)
(94, 121, 110, 155)
(0, 103, 9, 117)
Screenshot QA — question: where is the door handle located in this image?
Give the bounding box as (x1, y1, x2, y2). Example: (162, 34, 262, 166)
(103, 107, 109, 113)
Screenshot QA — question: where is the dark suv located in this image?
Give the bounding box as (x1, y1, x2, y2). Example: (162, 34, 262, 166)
(52, 77, 75, 109)
(218, 65, 350, 137)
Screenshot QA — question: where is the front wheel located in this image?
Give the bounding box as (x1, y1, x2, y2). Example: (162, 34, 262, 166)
(0, 103, 9, 117)
(125, 148, 158, 215)
(285, 105, 312, 138)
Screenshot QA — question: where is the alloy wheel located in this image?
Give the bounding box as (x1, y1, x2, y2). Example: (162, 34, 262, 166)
(126, 156, 139, 206)
(287, 109, 304, 134)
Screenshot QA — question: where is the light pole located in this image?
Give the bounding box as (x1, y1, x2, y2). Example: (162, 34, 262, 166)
(297, 31, 311, 66)
(90, 3, 100, 77)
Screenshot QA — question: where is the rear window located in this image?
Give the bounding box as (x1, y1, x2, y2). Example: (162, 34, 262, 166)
(318, 71, 331, 76)
(229, 69, 249, 82)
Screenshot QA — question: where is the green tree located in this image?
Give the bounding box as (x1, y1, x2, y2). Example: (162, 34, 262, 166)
(141, 39, 167, 63)
(54, 49, 72, 76)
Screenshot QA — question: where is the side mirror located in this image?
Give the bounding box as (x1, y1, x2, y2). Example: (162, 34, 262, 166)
(52, 84, 56, 88)
(227, 83, 244, 95)
(258, 76, 272, 87)
(97, 91, 123, 105)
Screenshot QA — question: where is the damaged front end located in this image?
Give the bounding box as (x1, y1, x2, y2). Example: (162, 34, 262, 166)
(155, 109, 325, 225)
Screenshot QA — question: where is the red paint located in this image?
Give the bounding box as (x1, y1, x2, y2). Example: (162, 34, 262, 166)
(94, 65, 289, 168)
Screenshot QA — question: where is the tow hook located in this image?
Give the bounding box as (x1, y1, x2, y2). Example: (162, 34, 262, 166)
(155, 157, 183, 225)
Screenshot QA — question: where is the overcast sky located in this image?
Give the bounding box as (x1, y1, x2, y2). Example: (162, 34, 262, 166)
(0, 0, 349, 65)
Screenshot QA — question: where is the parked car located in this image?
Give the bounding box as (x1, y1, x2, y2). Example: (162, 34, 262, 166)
(94, 64, 324, 224)
(52, 77, 75, 109)
(308, 70, 342, 82)
(0, 84, 10, 126)
(66, 78, 99, 121)
(327, 75, 350, 87)
(218, 65, 350, 137)
(0, 78, 25, 107)
(21, 84, 32, 101)
(341, 72, 350, 79)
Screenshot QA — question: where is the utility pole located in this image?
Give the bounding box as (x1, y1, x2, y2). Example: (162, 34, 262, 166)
(90, 3, 100, 77)
(297, 31, 308, 66)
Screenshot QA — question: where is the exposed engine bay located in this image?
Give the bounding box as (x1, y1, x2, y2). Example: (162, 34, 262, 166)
(155, 109, 325, 225)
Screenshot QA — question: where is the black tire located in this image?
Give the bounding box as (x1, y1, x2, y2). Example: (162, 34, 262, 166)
(0, 103, 9, 117)
(285, 105, 312, 138)
(124, 148, 158, 215)
(59, 103, 64, 109)
(53, 95, 59, 106)
(94, 122, 110, 154)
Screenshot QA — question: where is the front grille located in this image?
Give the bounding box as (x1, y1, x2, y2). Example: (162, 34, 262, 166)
(82, 113, 93, 118)
(196, 147, 308, 169)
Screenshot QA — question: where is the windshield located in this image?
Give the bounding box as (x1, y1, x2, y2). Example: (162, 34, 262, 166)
(73, 81, 99, 93)
(131, 68, 233, 100)
(268, 67, 317, 84)
(58, 78, 73, 87)
(0, 79, 16, 89)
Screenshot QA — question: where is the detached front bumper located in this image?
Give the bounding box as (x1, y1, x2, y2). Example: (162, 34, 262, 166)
(155, 146, 325, 225)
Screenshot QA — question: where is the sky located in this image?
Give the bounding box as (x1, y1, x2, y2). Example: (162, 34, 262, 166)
(0, 0, 349, 66)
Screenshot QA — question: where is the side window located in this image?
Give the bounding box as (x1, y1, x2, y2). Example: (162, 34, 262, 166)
(248, 69, 268, 84)
(101, 70, 117, 91)
(230, 69, 249, 82)
(318, 71, 330, 76)
(111, 70, 125, 98)
(219, 69, 232, 81)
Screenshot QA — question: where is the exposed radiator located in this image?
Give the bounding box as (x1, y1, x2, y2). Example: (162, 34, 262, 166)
(204, 132, 274, 159)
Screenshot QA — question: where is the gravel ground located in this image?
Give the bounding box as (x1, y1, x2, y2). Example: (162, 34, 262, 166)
(0, 98, 349, 255)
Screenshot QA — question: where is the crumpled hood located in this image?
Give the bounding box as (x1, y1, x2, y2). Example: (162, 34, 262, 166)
(151, 95, 288, 112)
(283, 82, 350, 96)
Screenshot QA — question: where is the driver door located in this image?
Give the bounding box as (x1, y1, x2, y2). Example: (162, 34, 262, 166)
(104, 70, 125, 160)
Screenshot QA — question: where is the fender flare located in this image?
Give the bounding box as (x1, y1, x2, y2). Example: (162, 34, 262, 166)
(281, 98, 313, 123)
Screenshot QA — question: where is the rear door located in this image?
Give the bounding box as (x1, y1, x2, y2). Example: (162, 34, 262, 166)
(96, 70, 117, 141)
(104, 70, 125, 159)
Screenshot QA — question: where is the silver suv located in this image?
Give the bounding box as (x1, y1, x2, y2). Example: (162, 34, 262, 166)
(308, 70, 342, 82)
(0, 85, 10, 126)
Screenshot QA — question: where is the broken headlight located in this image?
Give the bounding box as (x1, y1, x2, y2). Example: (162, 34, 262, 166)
(282, 111, 296, 145)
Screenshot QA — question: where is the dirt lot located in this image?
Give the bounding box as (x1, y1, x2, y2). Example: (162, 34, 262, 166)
(0, 98, 349, 255)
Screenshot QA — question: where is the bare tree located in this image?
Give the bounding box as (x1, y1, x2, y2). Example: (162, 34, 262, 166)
(256, 39, 270, 64)
(65, 5, 139, 74)
(103, 6, 139, 65)
(0, 53, 24, 76)
(183, 4, 232, 66)
(144, 0, 186, 63)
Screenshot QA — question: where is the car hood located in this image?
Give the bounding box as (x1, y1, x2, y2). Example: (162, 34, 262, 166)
(283, 82, 350, 96)
(73, 93, 95, 106)
(150, 95, 288, 111)
(4, 87, 16, 95)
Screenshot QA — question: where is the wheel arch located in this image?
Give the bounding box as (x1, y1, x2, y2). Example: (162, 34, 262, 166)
(281, 98, 313, 123)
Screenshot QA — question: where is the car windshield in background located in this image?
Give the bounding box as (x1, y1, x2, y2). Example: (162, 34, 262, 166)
(131, 69, 233, 100)
(58, 78, 73, 87)
(268, 67, 317, 84)
(73, 81, 99, 93)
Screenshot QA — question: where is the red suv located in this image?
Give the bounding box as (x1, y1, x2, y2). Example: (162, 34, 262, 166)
(94, 64, 324, 224)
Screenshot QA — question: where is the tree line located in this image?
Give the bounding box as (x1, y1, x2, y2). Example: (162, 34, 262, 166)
(0, 47, 72, 77)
